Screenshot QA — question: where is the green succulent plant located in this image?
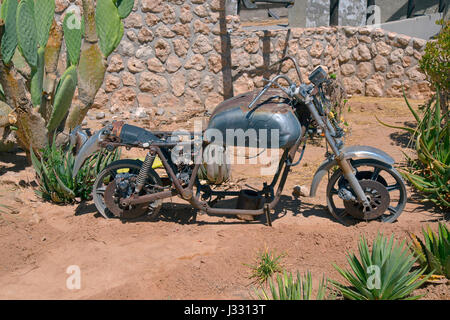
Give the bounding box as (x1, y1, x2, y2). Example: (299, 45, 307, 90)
(377, 89, 449, 211)
(30, 140, 120, 204)
(257, 270, 328, 300)
(409, 222, 450, 279)
(0, 0, 133, 157)
(246, 248, 285, 285)
(331, 234, 431, 300)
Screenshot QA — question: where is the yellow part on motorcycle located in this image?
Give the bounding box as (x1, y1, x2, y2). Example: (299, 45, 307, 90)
(116, 157, 163, 173)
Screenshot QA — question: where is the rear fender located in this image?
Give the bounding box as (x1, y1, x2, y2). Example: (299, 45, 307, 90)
(309, 146, 395, 197)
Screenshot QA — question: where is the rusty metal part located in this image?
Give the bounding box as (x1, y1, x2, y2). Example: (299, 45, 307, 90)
(343, 180, 390, 220)
(104, 180, 149, 219)
(111, 120, 125, 139)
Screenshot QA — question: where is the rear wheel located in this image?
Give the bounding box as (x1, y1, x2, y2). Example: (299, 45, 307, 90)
(92, 159, 163, 221)
(326, 159, 407, 225)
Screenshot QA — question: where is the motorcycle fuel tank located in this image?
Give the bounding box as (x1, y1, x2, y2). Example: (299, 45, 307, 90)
(206, 89, 302, 149)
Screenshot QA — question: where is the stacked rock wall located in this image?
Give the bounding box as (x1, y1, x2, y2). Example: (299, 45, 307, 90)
(57, 1, 432, 119)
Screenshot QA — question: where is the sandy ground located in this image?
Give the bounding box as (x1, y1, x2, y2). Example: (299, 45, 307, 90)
(0, 96, 448, 300)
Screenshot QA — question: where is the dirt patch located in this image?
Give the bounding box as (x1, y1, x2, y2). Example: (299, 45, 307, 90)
(0, 96, 448, 300)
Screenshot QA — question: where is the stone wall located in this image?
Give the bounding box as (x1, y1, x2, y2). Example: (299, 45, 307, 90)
(74, 0, 432, 119)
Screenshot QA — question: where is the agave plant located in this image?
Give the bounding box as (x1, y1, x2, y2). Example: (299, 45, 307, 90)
(257, 270, 328, 300)
(0, 0, 134, 157)
(377, 89, 450, 210)
(331, 234, 431, 300)
(409, 222, 450, 279)
(30, 140, 120, 204)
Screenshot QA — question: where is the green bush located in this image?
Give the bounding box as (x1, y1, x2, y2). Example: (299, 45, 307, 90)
(331, 234, 431, 300)
(377, 90, 449, 210)
(410, 222, 450, 279)
(257, 270, 328, 300)
(30, 142, 120, 204)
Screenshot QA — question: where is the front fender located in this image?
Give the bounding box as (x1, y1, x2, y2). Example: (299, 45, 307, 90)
(309, 146, 395, 197)
(72, 127, 109, 178)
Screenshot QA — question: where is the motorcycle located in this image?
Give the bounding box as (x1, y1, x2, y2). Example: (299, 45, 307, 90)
(71, 56, 407, 226)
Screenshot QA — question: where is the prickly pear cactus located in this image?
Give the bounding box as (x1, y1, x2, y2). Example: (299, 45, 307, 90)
(0, 0, 134, 155)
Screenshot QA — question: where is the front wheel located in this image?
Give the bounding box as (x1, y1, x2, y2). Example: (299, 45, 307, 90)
(92, 159, 163, 220)
(326, 159, 407, 225)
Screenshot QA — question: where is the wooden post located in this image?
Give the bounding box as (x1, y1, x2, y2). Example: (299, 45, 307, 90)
(329, 0, 339, 26)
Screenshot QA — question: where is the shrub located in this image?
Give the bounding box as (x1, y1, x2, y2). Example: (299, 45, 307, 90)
(257, 270, 328, 300)
(409, 222, 450, 279)
(30, 142, 120, 204)
(331, 234, 431, 300)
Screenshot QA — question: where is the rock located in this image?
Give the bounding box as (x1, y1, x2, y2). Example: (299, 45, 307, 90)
(192, 35, 213, 54)
(122, 72, 137, 87)
(193, 20, 210, 35)
(147, 57, 165, 73)
(138, 28, 154, 43)
(107, 54, 124, 72)
(134, 107, 148, 119)
(292, 185, 309, 198)
(145, 13, 160, 26)
(142, 0, 163, 13)
(386, 64, 404, 79)
(342, 76, 364, 95)
(413, 38, 427, 50)
(95, 112, 105, 120)
(161, 4, 177, 24)
(244, 37, 260, 54)
(187, 70, 202, 88)
(156, 25, 175, 38)
(137, 93, 154, 108)
(376, 41, 392, 56)
(193, 5, 208, 18)
(373, 55, 388, 72)
(171, 72, 186, 97)
(104, 75, 121, 92)
(156, 108, 165, 116)
(55, 0, 69, 13)
(338, 49, 351, 63)
(184, 54, 206, 71)
(124, 13, 143, 28)
(139, 72, 168, 96)
(173, 37, 190, 57)
(111, 87, 137, 108)
(155, 39, 171, 62)
(180, 5, 193, 23)
(126, 31, 138, 42)
(135, 45, 153, 59)
(388, 49, 404, 63)
(208, 54, 222, 73)
(172, 23, 191, 38)
(121, 41, 135, 57)
(127, 57, 146, 73)
(92, 89, 109, 109)
(353, 44, 371, 61)
(166, 55, 182, 73)
(340, 64, 355, 76)
(157, 94, 180, 109)
(310, 41, 324, 58)
(406, 65, 426, 81)
(396, 35, 411, 47)
(365, 74, 385, 97)
(356, 62, 373, 79)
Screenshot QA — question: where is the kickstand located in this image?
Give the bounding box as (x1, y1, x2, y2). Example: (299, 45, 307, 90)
(264, 203, 272, 227)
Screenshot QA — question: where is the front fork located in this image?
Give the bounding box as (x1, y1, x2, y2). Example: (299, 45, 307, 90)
(336, 158, 370, 206)
(303, 97, 370, 207)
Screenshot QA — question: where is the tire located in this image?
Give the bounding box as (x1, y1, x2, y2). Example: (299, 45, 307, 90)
(92, 159, 163, 221)
(326, 159, 407, 225)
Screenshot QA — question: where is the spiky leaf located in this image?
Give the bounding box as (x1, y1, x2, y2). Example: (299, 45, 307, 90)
(30, 47, 45, 106)
(63, 12, 82, 65)
(34, 0, 55, 48)
(47, 66, 77, 132)
(1, 0, 18, 64)
(116, 0, 134, 19)
(95, 0, 121, 57)
(16, 0, 38, 68)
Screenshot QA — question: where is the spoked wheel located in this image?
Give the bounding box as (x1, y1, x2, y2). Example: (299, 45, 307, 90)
(326, 159, 407, 225)
(92, 159, 163, 220)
